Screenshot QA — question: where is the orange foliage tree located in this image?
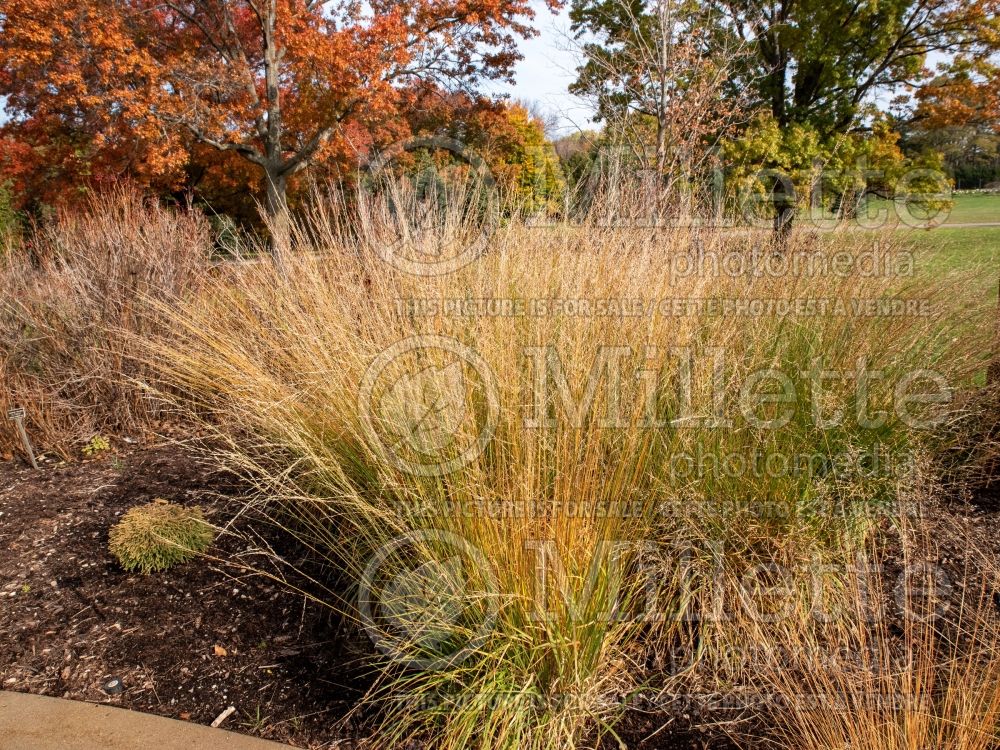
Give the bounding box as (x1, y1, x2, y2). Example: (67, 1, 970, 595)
(914, 57, 1000, 133)
(0, 0, 557, 246)
(907, 54, 999, 188)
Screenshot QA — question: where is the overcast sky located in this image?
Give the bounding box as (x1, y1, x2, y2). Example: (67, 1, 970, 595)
(485, 2, 597, 136)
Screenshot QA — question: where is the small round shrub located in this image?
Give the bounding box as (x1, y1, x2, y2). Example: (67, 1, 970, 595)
(109, 499, 215, 574)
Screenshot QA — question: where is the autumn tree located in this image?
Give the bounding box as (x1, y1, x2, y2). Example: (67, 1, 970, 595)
(903, 56, 1000, 187)
(716, 0, 999, 136)
(570, 0, 999, 229)
(0, 0, 189, 207)
(0, 0, 557, 251)
(406, 92, 564, 213)
(569, 0, 751, 183)
(716, 0, 998, 228)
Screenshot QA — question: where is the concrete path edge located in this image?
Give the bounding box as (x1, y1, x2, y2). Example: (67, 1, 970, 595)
(0, 691, 296, 750)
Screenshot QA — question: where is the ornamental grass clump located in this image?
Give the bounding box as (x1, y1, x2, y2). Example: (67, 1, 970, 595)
(144, 184, 997, 749)
(109, 499, 215, 574)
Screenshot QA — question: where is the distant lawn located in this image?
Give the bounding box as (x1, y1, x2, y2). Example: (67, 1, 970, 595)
(864, 192, 1000, 226)
(890, 225, 998, 385)
(945, 193, 1000, 224)
(906, 225, 1000, 276)
(902, 226, 1000, 321)
(824, 221, 999, 314)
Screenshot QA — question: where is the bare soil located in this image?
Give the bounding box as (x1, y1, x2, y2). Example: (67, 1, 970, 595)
(0, 445, 373, 749)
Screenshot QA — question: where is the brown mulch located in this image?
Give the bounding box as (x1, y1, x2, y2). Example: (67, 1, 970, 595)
(0, 445, 373, 749)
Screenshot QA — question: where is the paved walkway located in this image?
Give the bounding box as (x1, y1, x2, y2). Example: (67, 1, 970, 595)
(0, 692, 296, 750)
(938, 221, 1000, 228)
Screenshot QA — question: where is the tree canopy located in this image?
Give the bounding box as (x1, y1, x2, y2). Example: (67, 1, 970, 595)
(0, 0, 558, 236)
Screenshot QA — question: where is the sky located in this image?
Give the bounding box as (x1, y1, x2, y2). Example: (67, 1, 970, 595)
(484, 2, 597, 136)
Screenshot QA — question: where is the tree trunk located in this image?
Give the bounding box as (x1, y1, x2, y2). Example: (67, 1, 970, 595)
(771, 175, 795, 248)
(263, 168, 290, 262)
(773, 196, 795, 241)
(655, 118, 668, 177)
(654, 118, 668, 225)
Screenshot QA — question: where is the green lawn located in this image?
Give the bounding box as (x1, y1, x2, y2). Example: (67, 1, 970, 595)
(945, 194, 1000, 224)
(904, 225, 1000, 311)
(909, 225, 1000, 267)
(862, 194, 999, 303)
(865, 193, 1000, 226)
(895, 224, 998, 386)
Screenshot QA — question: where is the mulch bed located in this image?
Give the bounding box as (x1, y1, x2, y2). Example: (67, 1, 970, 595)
(0, 445, 373, 749)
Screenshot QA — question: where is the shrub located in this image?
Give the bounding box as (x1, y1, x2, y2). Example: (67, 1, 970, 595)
(109, 499, 215, 574)
(0, 181, 21, 247)
(0, 186, 212, 458)
(82, 434, 111, 457)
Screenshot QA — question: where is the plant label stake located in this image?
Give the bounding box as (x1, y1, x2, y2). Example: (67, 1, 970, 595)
(7, 407, 38, 470)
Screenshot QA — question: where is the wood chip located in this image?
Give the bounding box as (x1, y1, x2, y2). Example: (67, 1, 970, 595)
(210, 705, 236, 728)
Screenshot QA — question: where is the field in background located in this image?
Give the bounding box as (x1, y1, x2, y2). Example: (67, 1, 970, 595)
(912, 226, 1000, 284)
(863, 193, 999, 300)
(945, 194, 1000, 224)
(908, 193, 1000, 306)
(866, 192, 1000, 225)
